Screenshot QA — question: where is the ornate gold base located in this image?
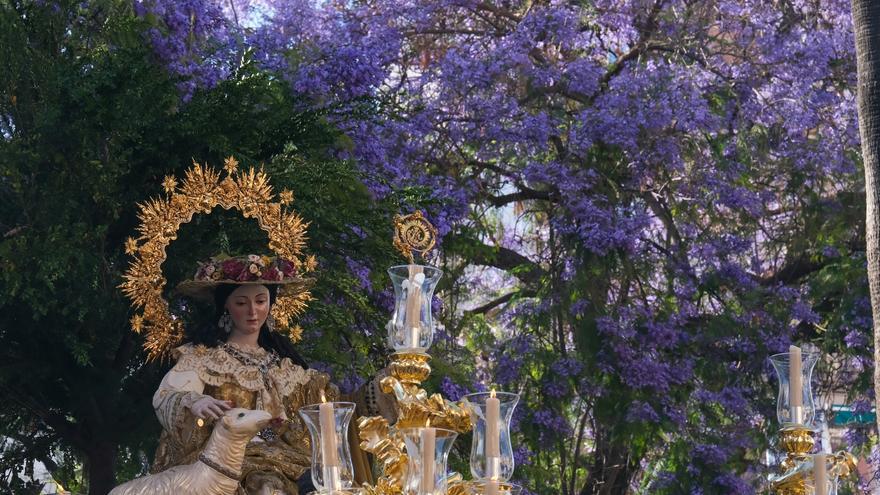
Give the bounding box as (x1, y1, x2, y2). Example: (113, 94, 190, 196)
(779, 425, 815, 471)
(358, 350, 473, 495)
(770, 425, 859, 495)
(388, 351, 431, 386)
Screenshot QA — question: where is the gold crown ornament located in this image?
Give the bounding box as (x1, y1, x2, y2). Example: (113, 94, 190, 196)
(119, 157, 317, 360)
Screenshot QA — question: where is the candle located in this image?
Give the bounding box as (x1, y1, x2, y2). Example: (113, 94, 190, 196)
(486, 388, 501, 479)
(319, 394, 340, 489)
(789, 345, 803, 423)
(404, 265, 424, 349)
(814, 453, 827, 495)
(487, 389, 501, 456)
(485, 479, 499, 495)
(420, 424, 436, 492)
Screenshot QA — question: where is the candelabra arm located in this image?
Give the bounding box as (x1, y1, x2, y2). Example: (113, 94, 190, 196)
(830, 450, 858, 478)
(380, 376, 408, 402)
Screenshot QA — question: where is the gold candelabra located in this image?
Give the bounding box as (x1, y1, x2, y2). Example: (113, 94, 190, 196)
(768, 350, 858, 494)
(358, 350, 474, 495)
(356, 212, 515, 495)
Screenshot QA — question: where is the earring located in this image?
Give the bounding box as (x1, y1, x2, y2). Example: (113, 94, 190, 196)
(218, 311, 233, 333)
(266, 313, 276, 332)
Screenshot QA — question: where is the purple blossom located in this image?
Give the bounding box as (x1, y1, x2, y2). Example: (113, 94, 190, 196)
(438, 376, 469, 402)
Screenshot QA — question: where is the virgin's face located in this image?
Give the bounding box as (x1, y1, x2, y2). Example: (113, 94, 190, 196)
(225, 284, 271, 337)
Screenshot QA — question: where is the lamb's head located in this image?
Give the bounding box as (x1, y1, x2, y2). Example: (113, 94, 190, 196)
(220, 408, 273, 436)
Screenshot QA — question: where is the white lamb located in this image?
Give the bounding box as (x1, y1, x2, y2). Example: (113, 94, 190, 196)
(110, 408, 273, 495)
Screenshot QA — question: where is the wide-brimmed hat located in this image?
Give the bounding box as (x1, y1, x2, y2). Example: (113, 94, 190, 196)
(174, 254, 315, 303)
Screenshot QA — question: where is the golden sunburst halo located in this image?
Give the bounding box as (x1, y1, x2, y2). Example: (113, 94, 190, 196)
(119, 157, 314, 360)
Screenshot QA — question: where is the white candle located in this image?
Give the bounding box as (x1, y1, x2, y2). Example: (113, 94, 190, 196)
(487, 390, 501, 456)
(319, 395, 340, 489)
(405, 265, 424, 349)
(485, 479, 499, 495)
(486, 389, 501, 479)
(789, 345, 803, 423)
(420, 426, 436, 492)
(814, 453, 827, 495)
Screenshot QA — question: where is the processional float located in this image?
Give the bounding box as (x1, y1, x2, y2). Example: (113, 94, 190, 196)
(120, 158, 523, 494)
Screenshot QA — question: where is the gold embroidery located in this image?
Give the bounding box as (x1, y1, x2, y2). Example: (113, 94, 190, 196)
(205, 383, 258, 410)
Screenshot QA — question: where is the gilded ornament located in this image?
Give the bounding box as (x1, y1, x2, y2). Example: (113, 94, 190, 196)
(162, 175, 178, 194)
(119, 158, 312, 360)
(392, 211, 437, 263)
(223, 155, 239, 175)
(124, 237, 138, 255)
(130, 314, 144, 333)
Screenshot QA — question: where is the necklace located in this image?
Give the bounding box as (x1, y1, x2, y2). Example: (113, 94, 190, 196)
(221, 343, 280, 376)
(220, 343, 282, 442)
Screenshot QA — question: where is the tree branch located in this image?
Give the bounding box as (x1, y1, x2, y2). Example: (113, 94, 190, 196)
(446, 234, 547, 286)
(487, 188, 553, 207)
(464, 289, 537, 316)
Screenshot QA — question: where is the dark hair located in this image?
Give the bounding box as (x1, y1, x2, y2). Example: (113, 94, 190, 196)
(187, 283, 309, 369)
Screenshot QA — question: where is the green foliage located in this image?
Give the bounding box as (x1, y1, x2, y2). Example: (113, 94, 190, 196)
(0, 2, 419, 493)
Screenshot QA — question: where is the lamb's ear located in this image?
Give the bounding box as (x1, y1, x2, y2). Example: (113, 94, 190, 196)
(221, 413, 233, 427)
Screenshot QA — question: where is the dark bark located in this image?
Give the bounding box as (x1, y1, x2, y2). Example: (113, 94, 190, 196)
(852, 0, 880, 435)
(86, 440, 117, 495)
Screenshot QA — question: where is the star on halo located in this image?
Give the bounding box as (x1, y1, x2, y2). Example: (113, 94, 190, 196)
(124, 237, 138, 255)
(162, 175, 177, 194)
(223, 156, 239, 175)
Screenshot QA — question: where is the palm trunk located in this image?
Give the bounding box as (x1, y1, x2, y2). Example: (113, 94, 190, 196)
(852, 0, 880, 436)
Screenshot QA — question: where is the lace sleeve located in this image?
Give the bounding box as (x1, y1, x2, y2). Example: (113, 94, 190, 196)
(153, 345, 210, 440)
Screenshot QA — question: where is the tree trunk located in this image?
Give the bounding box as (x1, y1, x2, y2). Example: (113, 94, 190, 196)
(852, 0, 880, 436)
(86, 441, 117, 495)
(579, 430, 638, 495)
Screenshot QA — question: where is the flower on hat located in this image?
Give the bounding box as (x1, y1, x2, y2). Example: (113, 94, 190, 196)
(220, 259, 245, 279)
(264, 267, 281, 281)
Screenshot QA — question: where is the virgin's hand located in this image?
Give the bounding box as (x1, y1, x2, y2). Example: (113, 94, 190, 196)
(189, 396, 233, 420)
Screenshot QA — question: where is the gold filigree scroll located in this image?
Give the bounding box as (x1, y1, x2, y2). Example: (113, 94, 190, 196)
(392, 211, 437, 263)
(119, 157, 316, 360)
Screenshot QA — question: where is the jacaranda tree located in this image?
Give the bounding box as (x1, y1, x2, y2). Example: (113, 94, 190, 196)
(1, 0, 875, 494)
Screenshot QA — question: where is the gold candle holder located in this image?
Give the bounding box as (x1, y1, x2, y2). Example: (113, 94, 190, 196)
(769, 426, 859, 494)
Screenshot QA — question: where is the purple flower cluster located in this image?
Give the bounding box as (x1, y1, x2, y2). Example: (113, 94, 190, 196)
(438, 376, 470, 402)
(532, 408, 572, 448)
(134, 0, 235, 99)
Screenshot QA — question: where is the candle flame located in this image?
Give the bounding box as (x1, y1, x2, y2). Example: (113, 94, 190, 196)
(320, 391, 327, 403)
(490, 388, 496, 399)
(426, 418, 431, 428)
